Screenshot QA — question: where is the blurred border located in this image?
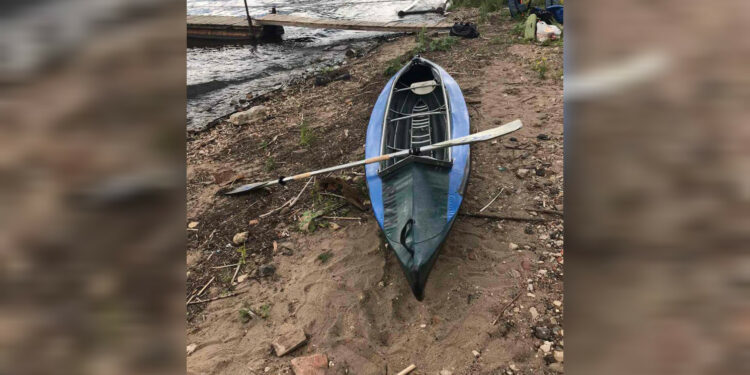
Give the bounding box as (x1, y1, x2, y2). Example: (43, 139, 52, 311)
(0, 1, 186, 374)
(566, 1, 750, 375)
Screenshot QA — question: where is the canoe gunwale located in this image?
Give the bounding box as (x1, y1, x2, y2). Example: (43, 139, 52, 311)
(377, 155, 453, 179)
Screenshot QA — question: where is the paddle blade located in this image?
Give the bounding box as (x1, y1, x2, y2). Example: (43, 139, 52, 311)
(458, 119, 522, 144)
(224, 180, 277, 195)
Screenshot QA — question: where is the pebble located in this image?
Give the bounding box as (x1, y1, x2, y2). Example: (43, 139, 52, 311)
(233, 232, 248, 245)
(527, 292, 536, 298)
(510, 269, 521, 278)
(249, 219, 259, 226)
(539, 341, 553, 353)
(264, 367, 271, 372)
(554, 350, 564, 363)
(538, 269, 548, 275)
(534, 326, 552, 340)
(237, 274, 249, 283)
(516, 168, 530, 178)
(554, 240, 564, 247)
(509, 364, 519, 371)
(420, 324, 427, 328)
(552, 300, 562, 307)
(440, 370, 453, 375)
(529, 307, 539, 320)
(509, 242, 519, 250)
(537, 133, 550, 141)
(472, 350, 481, 358)
(548, 363, 564, 373)
(188, 221, 199, 229)
(187, 343, 197, 356)
(378, 281, 385, 287)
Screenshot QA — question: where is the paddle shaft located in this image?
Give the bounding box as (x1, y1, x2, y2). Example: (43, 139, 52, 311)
(225, 120, 522, 194)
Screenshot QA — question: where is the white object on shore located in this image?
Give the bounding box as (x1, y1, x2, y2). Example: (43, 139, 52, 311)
(536, 21, 561, 42)
(396, 364, 416, 375)
(229, 105, 267, 125)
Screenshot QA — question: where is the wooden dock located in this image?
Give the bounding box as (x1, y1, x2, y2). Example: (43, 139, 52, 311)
(187, 14, 454, 41)
(252, 14, 454, 33)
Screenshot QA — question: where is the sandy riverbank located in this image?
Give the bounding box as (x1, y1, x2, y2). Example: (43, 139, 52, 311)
(187, 8, 564, 374)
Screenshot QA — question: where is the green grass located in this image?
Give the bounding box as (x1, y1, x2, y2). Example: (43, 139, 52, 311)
(429, 37, 458, 51)
(239, 308, 252, 323)
(258, 304, 271, 319)
(236, 245, 247, 264)
(532, 57, 549, 79)
(299, 118, 315, 147)
(317, 251, 333, 263)
(265, 157, 276, 172)
(260, 140, 268, 149)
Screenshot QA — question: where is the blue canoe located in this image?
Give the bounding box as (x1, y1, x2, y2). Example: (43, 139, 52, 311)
(365, 56, 470, 300)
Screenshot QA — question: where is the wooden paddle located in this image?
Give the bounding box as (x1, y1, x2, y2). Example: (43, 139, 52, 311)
(224, 119, 522, 195)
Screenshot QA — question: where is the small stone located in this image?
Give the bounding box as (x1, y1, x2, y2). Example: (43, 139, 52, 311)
(440, 370, 453, 375)
(233, 231, 248, 245)
(548, 363, 564, 373)
(291, 354, 328, 375)
(510, 269, 521, 278)
(237, 274, 249, 283)
(554, 240, 564, 247)
(538, 269, 548, 275)
(328, 361, 334, 367)
(535, 168, 545, 176)
(472, 350, 481, 358)
(524, 225, 534, 234)
(516, 168, 530, 179)
(259, 263, 276, 277)
(273, 241, 278, 252)
(249, 219, 259, 226)
(272, 325, 307, 357)
(554, 350, 564, 363)
(509, 242, 519, 250)
(537, 133, 550, 141)
(420, 324, 427, 328)
(228, 105, 268, 125)
(527, 292, 536, 298)
(187, 343, 197, 356)
(378, 281, 385, 287)
(265, 367, 271, 373)
(529, 307, 539, 320)
(539, 341, 553, 353)
(552, 300, 562, 307)
(552, 326, 564, 337)
(509, 364, 519, 371)
(188, 221, 199, 229)
(534, 326, 552, 340)
(329, 222, 341, 230)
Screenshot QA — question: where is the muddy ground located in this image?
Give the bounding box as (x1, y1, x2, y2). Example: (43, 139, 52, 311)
(187, 9, 563, 375)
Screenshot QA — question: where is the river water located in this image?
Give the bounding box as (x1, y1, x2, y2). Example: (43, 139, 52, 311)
(186, 0, 446, 131)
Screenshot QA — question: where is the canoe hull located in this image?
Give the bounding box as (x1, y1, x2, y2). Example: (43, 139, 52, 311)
(365, 57, 470, 300)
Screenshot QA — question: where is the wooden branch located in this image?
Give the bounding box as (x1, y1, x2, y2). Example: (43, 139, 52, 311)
(526, 208, 563, 217)
(460, 212, 549, 223)
(230, 262, 242, 284)
(321, 216, 362, 221)
(212, 262, 239, 269)
(186, 276, 215, 305)
(188, 291, 246, 305)
(479, 188, 504, 212)
(396, 364, 416, 375)
(492, 292, 522, 325)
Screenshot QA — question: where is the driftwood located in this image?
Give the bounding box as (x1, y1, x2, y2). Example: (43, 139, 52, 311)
(187, 291, 246, 305)
(460, 212, 549, 223)
(186, 276, 215, 305)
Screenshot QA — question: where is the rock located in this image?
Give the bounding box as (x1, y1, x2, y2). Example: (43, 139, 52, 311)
(228, 105, 268, 125)
(535, 168, 545, 176)
(554, 350, 564, 363)
(554, 240, 564, 247)
(539, 341, 553, 353)
(529, 307, 539, 320)
(521, 259, 532, 270)
(552, 300, 562, 307)
(552, 326, 563, 337)
(509, 364, 519, 371)
(188, 221, 199, 229)
(345, 48, 357, 57)
(472, 350, 481, 358)
(186, 343, 197, 356)
(420, 324, 427, 328)
(548, 363, 564, 373)
(249, 219, 259, 226)
(378, 281, 385, 287)
(291, 353, 328, 375)
(265, 366, 271, 372)
(237, 274, 249, 283)
(272, 326, 308, 357)
(524, 225, 534, 234)
(515, 168, 530, 179)
(440, 370, 453, 375)
(259, 263, 276, 277)
(534, 326, 552, 340)
(329, 222, 341, 230)
(509, 137, 518, 142)
(536, 133, 550, 141)
(233, 232, 248, 245)
(509, 242, 519, 250)
(510, 269, 521, 278)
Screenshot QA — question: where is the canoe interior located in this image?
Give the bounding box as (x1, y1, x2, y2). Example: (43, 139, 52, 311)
(382, 62, 450, 170)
